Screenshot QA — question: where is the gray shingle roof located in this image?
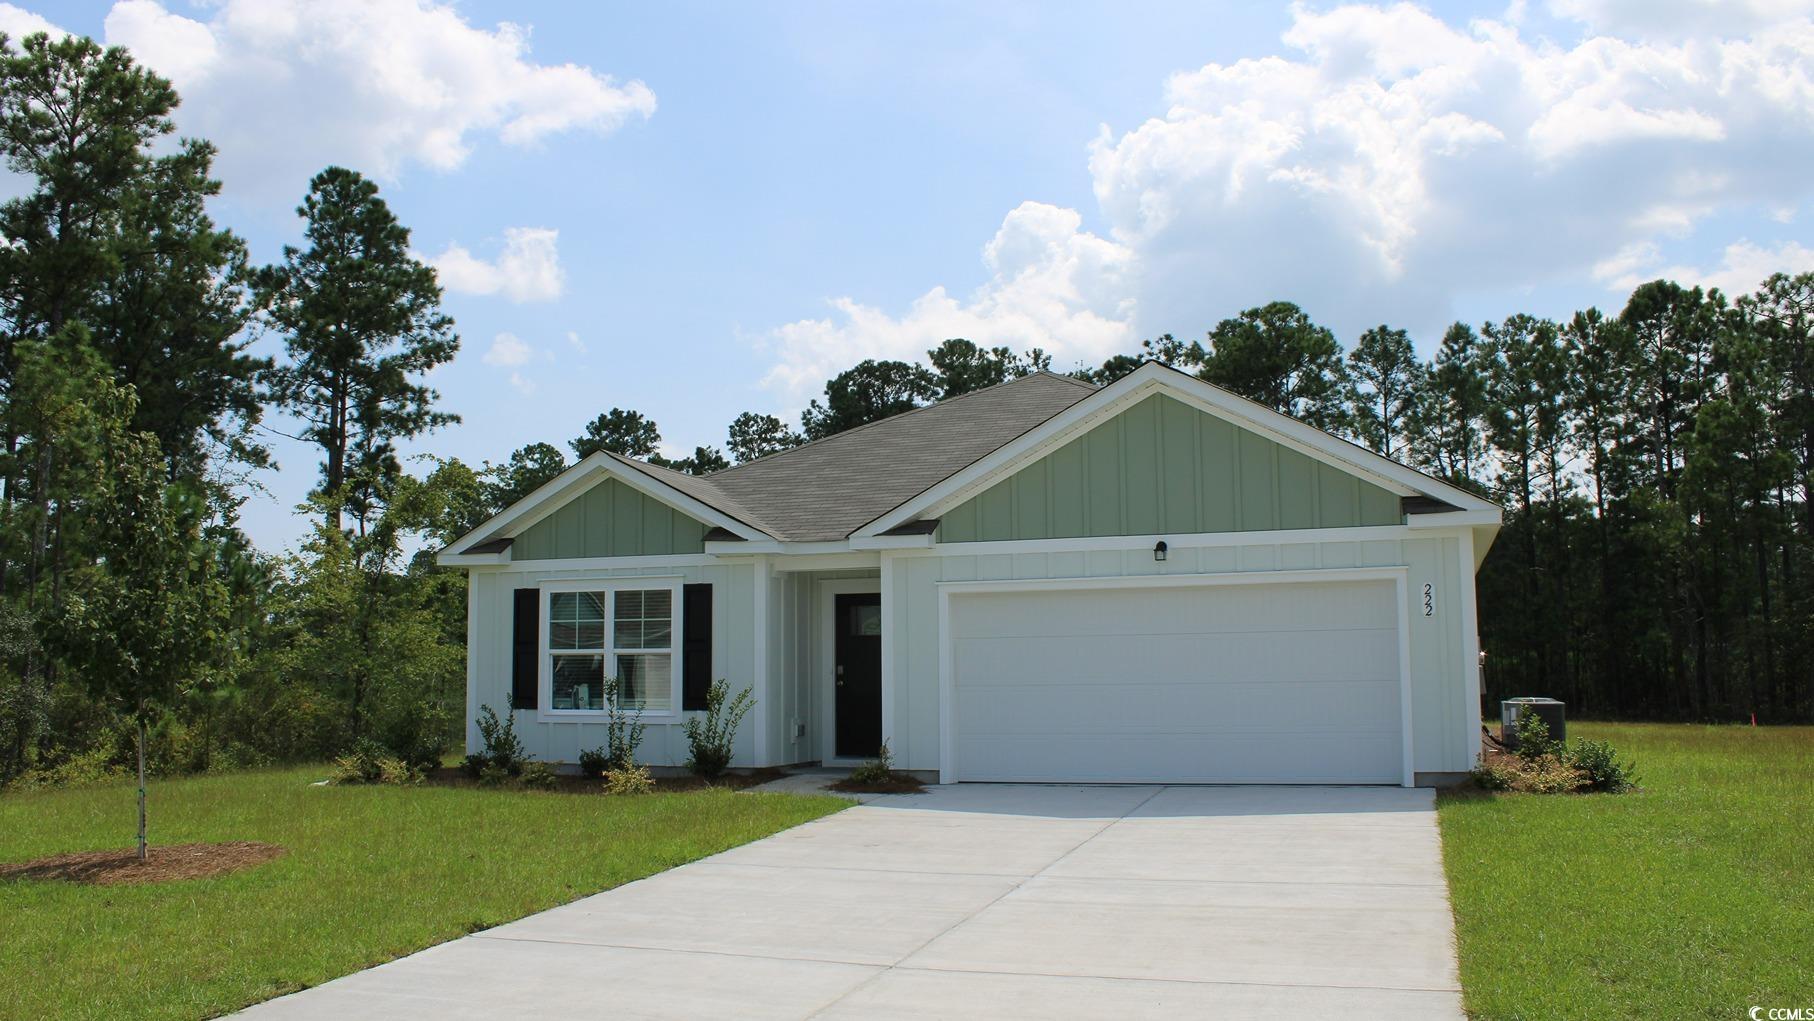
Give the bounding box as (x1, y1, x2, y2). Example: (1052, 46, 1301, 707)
(626, 371, 1099, 542)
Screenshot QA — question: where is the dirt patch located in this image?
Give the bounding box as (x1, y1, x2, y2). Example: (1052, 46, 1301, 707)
(0, 841, 284, 886)
(830, 774, 926, 795)
(422, 766, 780, 794)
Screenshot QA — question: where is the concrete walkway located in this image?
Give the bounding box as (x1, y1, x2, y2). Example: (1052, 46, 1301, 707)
(238, 785, 1462, 1019)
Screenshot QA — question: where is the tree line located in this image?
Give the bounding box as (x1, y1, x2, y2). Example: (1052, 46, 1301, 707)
(2, 30, 1808, 795)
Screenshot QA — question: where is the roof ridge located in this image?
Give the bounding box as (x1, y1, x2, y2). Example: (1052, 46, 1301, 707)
(709, 371, 1080, 479)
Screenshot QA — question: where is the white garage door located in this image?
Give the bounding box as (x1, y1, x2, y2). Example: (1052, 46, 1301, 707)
(949, 577, 1404, 784)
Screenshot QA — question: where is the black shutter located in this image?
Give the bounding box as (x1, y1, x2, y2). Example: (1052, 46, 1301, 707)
(511, 588, 539, 710)
(682, 583, 713, 711)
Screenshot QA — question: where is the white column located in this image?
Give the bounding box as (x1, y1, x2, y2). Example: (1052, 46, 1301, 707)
(751, 555, 771, 767)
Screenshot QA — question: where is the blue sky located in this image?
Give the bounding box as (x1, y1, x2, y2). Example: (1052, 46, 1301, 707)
(17, 0, 1814, 553)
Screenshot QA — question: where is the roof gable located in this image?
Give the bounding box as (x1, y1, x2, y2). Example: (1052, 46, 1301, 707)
(512, 476, 709, 559)
(860, 362, 1500, 538)
(938, 392, 1404, 542)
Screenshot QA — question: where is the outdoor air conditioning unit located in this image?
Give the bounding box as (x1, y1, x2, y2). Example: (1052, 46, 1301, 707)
(1501, 697, 1565, 749)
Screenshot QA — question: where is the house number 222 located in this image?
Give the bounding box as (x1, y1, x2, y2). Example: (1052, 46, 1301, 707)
(1422, 583, 1435, 617)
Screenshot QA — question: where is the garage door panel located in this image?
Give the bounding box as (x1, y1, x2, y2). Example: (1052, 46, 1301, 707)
(957, 730, 1403, 784)
(948, 583, 1398, 640)
(957, 679, 1401, 736)
(953, 629, 1400, 686)
(950, 578, 1404, 784)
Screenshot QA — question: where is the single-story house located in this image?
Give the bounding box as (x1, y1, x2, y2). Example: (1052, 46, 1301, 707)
(439, 362, 1501, 785)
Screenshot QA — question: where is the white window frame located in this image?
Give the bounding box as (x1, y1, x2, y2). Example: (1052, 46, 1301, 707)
(538, 577, 684, 721)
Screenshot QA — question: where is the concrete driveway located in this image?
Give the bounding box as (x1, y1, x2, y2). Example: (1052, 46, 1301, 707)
(239, 785, 1462, 1019)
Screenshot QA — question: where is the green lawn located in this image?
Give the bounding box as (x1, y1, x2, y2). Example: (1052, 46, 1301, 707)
(1439, 722, 1814, 1020)
(0, 767, 845, 1021)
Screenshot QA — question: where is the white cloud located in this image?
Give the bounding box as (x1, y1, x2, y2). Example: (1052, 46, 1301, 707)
(565, 331, 586, 353)
(1599, 239, 1814, 294)
(755, 3, 1814, 392)
(0, 2, 63, 38)
(426, 227, 564, 302)
(760, 201, 1136, 400)
(1085, 2, 1814, 337)
(99, 0, 655, 196)
(481, 332, 533, 368)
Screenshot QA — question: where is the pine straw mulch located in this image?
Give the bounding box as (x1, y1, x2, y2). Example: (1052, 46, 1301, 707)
(829, 773, 926, 795)
(0, 841, 285, 886)
(421, 766, 782, 794)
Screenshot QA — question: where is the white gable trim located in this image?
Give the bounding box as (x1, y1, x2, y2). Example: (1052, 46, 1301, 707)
(855, 362, 1500, 539)
(438, 452, 769, 561)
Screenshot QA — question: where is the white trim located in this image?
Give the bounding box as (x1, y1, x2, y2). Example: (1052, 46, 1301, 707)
(464, 569, 483, 755)
(879, 552, 897, 759)
(706, 540, 871, 557)
(817, 578, 883, 765)
(495, 553, 722, 573)
(752, 555, 771, 767)
(1406, 509, 1501, 529)
(1459, 529, 1484, 768)
(440, 454, 766, 559)
(935, 566, 1415, 787)
(903, 523, 1440, 560)
(442, 550, 511, 567)
(771, 552, 883, 572)
(850, 533, 934, 550)
(535, 576, 684, 723)
(859, 362, 1499, 539)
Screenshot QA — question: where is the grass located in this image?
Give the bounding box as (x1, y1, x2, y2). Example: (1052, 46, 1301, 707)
(1439, 722, 1814, 1020)
(0, 765, 846, 1021)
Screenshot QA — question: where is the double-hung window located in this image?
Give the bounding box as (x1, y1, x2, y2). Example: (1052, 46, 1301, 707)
(545, 583, 676, 714)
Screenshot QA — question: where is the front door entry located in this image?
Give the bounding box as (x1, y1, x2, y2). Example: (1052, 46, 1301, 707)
(834, 592, 882, 759)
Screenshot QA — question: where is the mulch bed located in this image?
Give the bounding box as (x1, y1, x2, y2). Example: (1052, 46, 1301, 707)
(421, 766, 781, 794)
(0, 841, 284, 886)
(829, 773, 926, 794)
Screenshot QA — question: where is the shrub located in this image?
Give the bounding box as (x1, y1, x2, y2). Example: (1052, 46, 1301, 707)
(474, 704, 524, 776)
(1568, 739, 1639, 793)
(601, 675, 646, 771)
(847, 741, 896, 786)
(577, 747, 610, 778)
(603, 763, 655, 796)
(518, 760, 560, 791)
(1469, 760, 1519, 791)
(477, 760, 513, 787)
(683, 680, 754, 778)
(329, 739, 422, 785)
(1513, 704, 1556, 762)
(460, 753, 489, 779)
(1522, 757, 1587, 794)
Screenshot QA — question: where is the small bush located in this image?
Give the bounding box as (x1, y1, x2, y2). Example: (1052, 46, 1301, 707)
(474, 704, 524, 776)
(847, 741, 896, 786)
(1513, 705, 1556, 762)
(577, 747, 610, 778)
(1568, 739, 1639, 793)
(1522, 757, 1586, 794)
(477, 761, 512, 787)
(330, 739, 423, 785)
(8, 746, 127, 791)
(601, 675, 645, 771)
(602, 763, 655, 796)
(1469, 760, 1519, 791)
(460, 753, 489, 779)
(518, 761, 560, 791)
(683, 680, 754, 778)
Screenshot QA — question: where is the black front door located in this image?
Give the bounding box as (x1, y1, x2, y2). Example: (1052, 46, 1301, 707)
(834, 592, 882, 759)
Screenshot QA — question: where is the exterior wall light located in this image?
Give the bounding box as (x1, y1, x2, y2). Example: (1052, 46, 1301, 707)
(1153, 540, 1168, 562)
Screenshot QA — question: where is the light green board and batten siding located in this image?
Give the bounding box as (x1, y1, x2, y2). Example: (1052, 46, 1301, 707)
(511, 477, 707, 559)
(937, 394, 1403, 543)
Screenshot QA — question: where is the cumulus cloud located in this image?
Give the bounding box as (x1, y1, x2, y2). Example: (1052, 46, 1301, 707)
(0, 2, 63, 38)
(426, 227, 564, 302)
(760, 201, 1136, 401)
(1598, 239, 1814, 294)
(481, 332, 533, 368)
(1087, 2, 1814, 337)
(99, 0, 655, 196)
(757, 2, 1814, 392)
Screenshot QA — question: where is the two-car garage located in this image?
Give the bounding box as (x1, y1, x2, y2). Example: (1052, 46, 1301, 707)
(944, 572, 1410, 785)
